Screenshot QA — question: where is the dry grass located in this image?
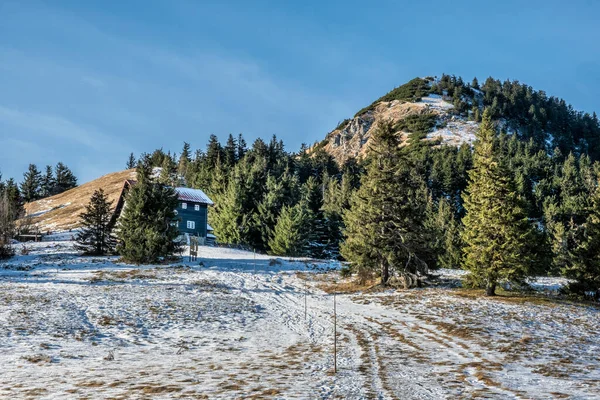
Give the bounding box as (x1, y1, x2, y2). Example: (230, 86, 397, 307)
(21, 354, 52, 364)
(132, 384, 183, 394)
(22, 169, 136, 232)
(450, 287, 561, 307)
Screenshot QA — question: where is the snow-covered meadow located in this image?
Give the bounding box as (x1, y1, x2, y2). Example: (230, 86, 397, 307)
(1, 238, 599, 399)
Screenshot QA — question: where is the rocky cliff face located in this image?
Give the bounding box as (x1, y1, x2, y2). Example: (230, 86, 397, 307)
(317, 94, 479, 164)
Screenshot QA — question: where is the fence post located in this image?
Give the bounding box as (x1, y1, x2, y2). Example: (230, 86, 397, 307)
(334, 292, 337, 374)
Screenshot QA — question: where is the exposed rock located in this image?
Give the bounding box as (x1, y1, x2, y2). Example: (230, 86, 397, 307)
(316, 95, 478, 165)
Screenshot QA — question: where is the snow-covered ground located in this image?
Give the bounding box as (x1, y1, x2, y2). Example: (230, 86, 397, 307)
(1, 239, 599, 399)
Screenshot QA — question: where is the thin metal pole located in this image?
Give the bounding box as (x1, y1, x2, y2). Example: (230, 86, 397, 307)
(334, 292, 337, 374)
(304, 274, 307, 320)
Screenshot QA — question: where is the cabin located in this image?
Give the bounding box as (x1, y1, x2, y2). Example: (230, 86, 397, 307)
(173, 187, 214, 243)
(111, 180, 215, 245)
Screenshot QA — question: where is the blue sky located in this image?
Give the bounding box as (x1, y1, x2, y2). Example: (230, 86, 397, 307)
(1, 0, 599, 183)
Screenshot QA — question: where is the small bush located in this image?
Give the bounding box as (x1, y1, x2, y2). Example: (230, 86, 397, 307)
(339, 264, 352, 278)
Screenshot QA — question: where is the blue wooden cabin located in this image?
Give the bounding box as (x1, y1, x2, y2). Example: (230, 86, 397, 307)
(173, 187, 214, 243)
(112, 181, 215, 245)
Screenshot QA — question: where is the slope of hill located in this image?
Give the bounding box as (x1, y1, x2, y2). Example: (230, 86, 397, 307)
(321, 91, 478, 164)
(23, 169, 136, 232)
(317, 75, 600, 164)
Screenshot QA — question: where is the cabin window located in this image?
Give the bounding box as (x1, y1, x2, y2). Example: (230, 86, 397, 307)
(187, 221, 195, 230)
(194, 204, 200, 211)
(181, 202, 187, 209)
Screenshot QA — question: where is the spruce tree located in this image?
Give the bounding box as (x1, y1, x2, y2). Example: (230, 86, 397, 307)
(126, 153, 136, 169)
(252, 171, 299, 251)
(20, 164, 42, 202)
(341, 121, 431, 284)
(75, 189, 116, 255)
(224, 134, 237, 166)
(40, 165, 55, 198)
(237, 133, 247, 160)
(426, 197, 463, 269)
(0, 190, 17, 259)
(461, 110, 535, 296)
(178, 142, 191, 177)
(268, 201, 310, 257)
(116, 162, 181, 263)
(563, 175, 600, 299)
(54, 162, 77, 194)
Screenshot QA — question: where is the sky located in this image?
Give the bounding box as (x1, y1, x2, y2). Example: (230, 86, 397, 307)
(1, 0, 599, 184)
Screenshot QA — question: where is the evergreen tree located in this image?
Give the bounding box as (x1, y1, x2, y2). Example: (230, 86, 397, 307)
(341, 121, 432, 284)
(224, 134, 238, 166)
(206, 134, 224, 168)
(159, 156, 175, 186)
(75, 189, 116, 255)
(562, 173, 600, 299)
(252, 171, 299, 251)
(461, 110, 535, 295)
(268, 201, 310, 257)
(40, 165, 55, 198)
(177, 142, 191, 177)
(0, 189, 17, 259)
(426, 197, 463, 269)
(54, 162, 77, 194)
(237, 133, 247, 160)
(20, 164, 42, 202)
(116, 162, 181, 263)
(126, 153, 136, 169)
(210, 171, 251, 246)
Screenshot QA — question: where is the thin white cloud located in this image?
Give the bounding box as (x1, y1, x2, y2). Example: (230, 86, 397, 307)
(0, 106, 109, 148)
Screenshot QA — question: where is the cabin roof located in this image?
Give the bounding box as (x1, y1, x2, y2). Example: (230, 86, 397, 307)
(174, 187, 214, 205)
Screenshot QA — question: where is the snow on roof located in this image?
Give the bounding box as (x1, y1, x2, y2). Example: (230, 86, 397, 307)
(174, 187, 214, 205)
(207, 223, 214, 232)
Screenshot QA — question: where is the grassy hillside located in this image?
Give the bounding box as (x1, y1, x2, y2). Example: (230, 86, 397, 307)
(23, 169, 136, 232)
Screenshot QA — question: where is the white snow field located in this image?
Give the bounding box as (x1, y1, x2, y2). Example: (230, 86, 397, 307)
(1, 239, 599, 399)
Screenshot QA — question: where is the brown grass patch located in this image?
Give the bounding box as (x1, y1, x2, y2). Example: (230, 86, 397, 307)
(133, 384, 182, 394)
(77, 381, 105, 388)
(23, 169, 136, 232)
(21, 354, 52, 364)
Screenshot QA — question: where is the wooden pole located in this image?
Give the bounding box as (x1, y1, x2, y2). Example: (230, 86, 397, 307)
(334, 292, 337, 374)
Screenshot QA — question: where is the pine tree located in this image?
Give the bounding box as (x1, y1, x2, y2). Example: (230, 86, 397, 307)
(268, 201, 310, 257)
(341, 121, 432, 284)
(75, 189, 116, 255)
(20, 164, 42, 202)
(126, 153, 136, 169)
(461, 110, 535, 296)
(54, 162, 77, 194)
(40, 165, 55, 198)
(116, 162, 181, 263)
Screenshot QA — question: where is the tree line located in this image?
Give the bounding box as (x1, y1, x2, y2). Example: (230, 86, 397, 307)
(2, 74, 600, 299)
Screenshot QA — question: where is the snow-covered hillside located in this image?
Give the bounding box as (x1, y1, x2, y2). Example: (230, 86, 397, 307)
(1, 238, 599, 399)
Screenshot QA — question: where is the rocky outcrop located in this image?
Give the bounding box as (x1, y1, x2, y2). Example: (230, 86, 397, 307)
(317, 95, 478, 164)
